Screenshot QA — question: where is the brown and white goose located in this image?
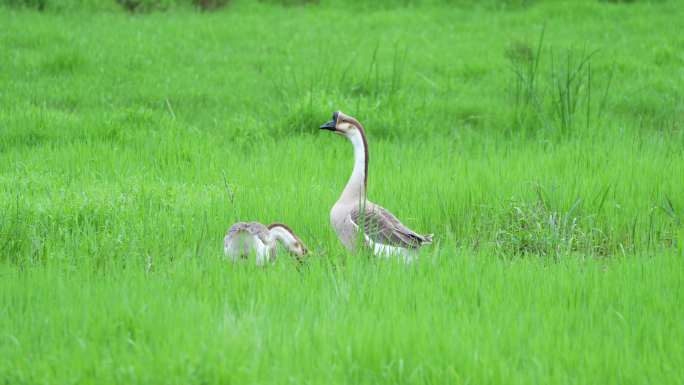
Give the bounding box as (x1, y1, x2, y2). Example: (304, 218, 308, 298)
(320, 111, 432, 261)
(224, 222, 308, 265)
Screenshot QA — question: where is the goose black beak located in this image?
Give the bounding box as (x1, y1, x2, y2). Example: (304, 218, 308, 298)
(320, 120, 336, 131)
(320, 111, 340, 131)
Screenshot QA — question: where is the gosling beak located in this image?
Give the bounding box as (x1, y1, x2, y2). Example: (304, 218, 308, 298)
(319, 120, 336, 131)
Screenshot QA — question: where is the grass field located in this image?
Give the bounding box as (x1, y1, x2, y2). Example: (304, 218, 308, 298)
(1, 0, 684, 384)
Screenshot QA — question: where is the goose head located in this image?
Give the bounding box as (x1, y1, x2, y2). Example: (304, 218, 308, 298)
(290, 239, 308, 257)
(320, 111, 363, 137)
(267, 223, 308, 258)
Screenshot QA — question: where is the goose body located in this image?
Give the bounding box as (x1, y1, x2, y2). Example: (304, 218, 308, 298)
(224, 222, 307, 265)
(320, 111, 432, 261)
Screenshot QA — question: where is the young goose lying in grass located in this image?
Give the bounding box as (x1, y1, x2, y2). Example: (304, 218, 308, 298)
(320, 111, 433, 261)
(224, 222, 308, 265)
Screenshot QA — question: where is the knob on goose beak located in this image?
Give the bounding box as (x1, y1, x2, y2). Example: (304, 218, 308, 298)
(320, 111, 339, 131)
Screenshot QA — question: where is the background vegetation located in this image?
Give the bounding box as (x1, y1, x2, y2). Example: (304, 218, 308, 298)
(1, 0, 683, 383)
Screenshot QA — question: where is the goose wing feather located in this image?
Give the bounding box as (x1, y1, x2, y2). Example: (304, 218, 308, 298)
(227, 222, 271, 244)
(349, 204, 431, 249)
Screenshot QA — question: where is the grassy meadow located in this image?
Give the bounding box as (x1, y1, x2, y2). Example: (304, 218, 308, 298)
(1, 0, 684, 383)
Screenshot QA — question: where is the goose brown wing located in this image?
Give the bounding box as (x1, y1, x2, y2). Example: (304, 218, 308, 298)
(227, 222, 271, 244)
(349, 205, 429, 249)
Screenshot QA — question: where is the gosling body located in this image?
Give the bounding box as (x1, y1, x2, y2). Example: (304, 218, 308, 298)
(224, 222, 307, 265)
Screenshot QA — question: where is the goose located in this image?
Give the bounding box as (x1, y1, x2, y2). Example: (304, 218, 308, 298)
(320, 111, 432, 261)
(224, 222, 308, 265)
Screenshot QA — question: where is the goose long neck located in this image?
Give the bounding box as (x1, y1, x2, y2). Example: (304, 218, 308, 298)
(339, 128, 368, 203)
(269, 226, 297, 250)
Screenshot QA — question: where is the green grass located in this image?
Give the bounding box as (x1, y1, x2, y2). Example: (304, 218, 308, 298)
(1, 1, 683, 384)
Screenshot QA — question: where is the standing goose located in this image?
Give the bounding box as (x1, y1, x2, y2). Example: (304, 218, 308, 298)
(224, 222, 308, 265)
(320, 111, 432, 260)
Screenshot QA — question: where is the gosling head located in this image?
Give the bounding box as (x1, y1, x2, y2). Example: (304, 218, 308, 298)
(267, 223, 308, 258)
(319, 111, 363, 137)
(290, 239, 308, 257)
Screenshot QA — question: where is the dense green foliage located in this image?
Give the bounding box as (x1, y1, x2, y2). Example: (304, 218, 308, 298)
(1, 1, 683, 384)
